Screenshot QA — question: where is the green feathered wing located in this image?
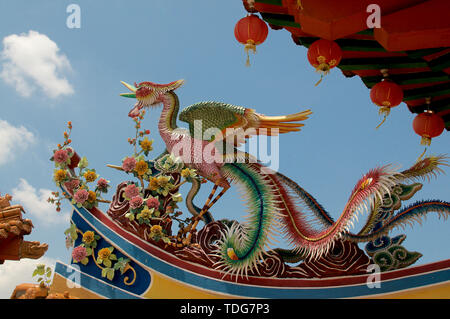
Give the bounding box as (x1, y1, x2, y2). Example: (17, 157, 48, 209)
(179, 102, 247, 139)
(179, 101, 312, 145)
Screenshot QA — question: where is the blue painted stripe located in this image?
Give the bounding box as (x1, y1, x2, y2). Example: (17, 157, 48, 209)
(73, 206, 450, 298)
(54, 262, 142, 299)
(71, 209, 152, 295)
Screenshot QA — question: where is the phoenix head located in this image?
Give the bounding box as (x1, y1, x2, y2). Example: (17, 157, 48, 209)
(120, 80, 184, 117)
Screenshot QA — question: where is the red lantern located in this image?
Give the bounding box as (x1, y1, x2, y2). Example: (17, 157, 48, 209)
(370, 79, 404, 128)
(307, 39, 342, 85)
(234, 14, 268, 66)
(413, 111, 445, 146)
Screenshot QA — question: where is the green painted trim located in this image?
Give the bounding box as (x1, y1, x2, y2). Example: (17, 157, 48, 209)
(403, 83, 450, 101)
(356, 29, 374, 36)
(362, 72, 450, 87)
(337, 56, 428, 70)
(443, 114, 450, 130)
(298, 37, 388, 52)
(428, 54, 450, 72)
(404, 90, 450, 102)
(339, 45, 386, 52)
(338, 61, 428, 71)
(264, 17, 300, 28)
(409, 99, 450, 114)
(261, 12, 300, 28)
(295, 38, 314, 48)
(406, 48, 447, 59)
(255, 0, 283, 5)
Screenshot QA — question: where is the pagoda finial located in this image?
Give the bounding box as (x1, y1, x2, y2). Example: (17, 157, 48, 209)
(0, 193, 13, 210)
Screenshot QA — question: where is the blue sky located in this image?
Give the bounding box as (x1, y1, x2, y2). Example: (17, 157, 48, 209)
(0, 0, 448, 297)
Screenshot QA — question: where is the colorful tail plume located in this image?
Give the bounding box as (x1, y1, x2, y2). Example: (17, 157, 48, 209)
(346, 200, 450, 242)
(275, 155, 449, 246)
(217, 162, 400, 274)
(216, 156, 448, 275)
(276, 165, 401, 259)
(217, 163, 279, 277)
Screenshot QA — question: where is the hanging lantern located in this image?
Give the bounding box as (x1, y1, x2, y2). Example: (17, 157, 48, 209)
(234, 14, 268, 67)
(307, 39, 342, 85)
(370, 73, 403, 128)
(413, 110, 445, 146)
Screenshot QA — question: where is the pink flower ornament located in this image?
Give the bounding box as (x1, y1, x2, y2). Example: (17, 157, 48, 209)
(146, 196, 160, 209)
(72, 246, 87, 262)
(54, 149, 69, 164)
(74, 189, 89, 204)
(124, 183, 140, 199)
(64, 179, 80, 193)
(122, 157, 137, 172)
(129, 196, 144, 209)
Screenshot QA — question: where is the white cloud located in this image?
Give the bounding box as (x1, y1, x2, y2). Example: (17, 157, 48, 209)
(11, 178, 70, 225)
(0, 256, 57, 299)
(0, 30, 74, 98)
(0, 119, 35, 166)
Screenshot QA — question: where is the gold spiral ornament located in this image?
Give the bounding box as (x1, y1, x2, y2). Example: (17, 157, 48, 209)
(123, 264, 137, 286)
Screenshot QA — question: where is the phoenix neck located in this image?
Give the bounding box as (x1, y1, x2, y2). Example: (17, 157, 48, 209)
(158, 92, 180, 135)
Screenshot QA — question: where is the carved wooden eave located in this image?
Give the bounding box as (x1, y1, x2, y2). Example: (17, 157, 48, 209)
(0, 194, 48, 264)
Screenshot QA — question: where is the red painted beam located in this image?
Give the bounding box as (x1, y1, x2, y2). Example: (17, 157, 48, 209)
(422, 48, 450, 62)
(374, 0, 450, 51)
(254, 3, 289, 15)
(407, 93, 450, 107)
(286, 0, 425, 40)
(351, 67, 431, 78)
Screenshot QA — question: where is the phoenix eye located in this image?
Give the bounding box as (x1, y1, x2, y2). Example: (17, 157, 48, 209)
(136, 86, 152, 99)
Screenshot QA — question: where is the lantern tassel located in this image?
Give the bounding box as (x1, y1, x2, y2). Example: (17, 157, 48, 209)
(375, 107, 391, 129)
(244, 41, 256, 67)
(314, 74, 323, 86)
(314, 63, 330, 86)
(375, 115, 387, 129)
(416, 147, 428, 162)
(420, 136, 432, 146)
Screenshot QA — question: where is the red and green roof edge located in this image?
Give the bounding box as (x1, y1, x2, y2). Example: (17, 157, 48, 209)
(241, 0, 450, 131)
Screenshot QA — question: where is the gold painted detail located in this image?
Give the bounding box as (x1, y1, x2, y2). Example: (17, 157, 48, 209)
(66, 227, 137, 285)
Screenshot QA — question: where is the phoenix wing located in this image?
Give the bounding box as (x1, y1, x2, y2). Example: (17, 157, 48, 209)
(179, 101, 312, 146)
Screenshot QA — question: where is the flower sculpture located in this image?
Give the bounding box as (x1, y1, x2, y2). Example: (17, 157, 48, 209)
(64, 225, 134, 282)
(51, 113, 206, 253)
(109, 112, 202, 244)
(48, 121, 110, 210)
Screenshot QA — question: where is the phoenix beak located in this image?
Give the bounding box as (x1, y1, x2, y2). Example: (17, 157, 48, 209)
(120, 81, 137, 98)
